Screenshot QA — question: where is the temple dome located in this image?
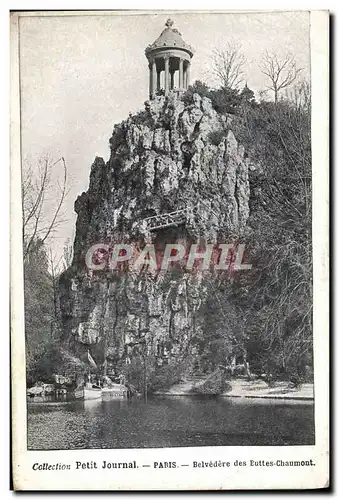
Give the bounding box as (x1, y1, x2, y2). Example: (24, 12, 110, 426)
(145, 19, 194, 60)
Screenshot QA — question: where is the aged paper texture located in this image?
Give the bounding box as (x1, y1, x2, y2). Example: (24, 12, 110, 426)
(11, 10, 329, 490)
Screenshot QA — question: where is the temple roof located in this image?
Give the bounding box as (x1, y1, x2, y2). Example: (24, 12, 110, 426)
(145, 19, 194, 58)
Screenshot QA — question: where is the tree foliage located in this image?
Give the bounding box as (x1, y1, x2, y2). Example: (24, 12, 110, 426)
(183, 80, 257, 116)
(186, 78, 312, 383)
(22, 156, 69, 384)
(24, 239, 54, 383)
(232, 94, 312, 381)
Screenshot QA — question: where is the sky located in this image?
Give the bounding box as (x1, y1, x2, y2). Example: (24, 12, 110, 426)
(19, 11, 310, 254)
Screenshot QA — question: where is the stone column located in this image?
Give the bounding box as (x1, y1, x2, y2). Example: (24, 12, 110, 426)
(186, 61, 191, 89)
(179, 58, 184, 89)
(170, 70, 175, 90)
(164, 57, 169, 95)
(157, 69, 161, 91)
(149, 64, 152, 99)
(152, 59, 157, 98)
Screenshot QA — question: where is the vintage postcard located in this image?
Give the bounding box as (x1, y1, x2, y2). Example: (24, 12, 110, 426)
(10, 10, 329, 490)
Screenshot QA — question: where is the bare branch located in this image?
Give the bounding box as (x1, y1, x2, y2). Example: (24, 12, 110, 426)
(212, 40, 246, 89)
(22, 158, 49, 231)
(22, 156, 69, 261)
(40, 158, 67, 244)
(259, 51, 303, 103)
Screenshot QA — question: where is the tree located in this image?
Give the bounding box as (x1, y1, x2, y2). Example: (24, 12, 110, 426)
(22, 155, 69, 383)
(48, 248, 66, 337)
(22, 156, 68, 261)
(236, 97, 312, 381)
(183, 80, 243, 115)
(210, 86, 242, 115)
(212, 40, 246, 90)
(182, 80, 211, 106)
(24, 239, 53, 382)
(62, 237, 74, 270)
(284, 79, 311, 114)
(259, 51, 302, 103)
(240, 84, 256, 107)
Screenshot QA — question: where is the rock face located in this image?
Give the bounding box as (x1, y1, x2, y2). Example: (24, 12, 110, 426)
(58, 92, 250, 384)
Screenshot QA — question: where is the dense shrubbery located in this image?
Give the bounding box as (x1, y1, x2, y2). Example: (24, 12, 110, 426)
(148, 361, 189, 392)
(243, 96, 312, 383)
(183, 80, 257, 115)
(185, 79, 312, 383)
(120, 356, 191, 393)
(191, 370, 232, 395)
(24, 240, 55, 384)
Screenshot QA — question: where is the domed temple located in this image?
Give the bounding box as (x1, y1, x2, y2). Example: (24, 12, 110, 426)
(145, 18, 195, 99)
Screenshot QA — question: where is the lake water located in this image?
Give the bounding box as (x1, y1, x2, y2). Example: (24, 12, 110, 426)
(27, 396, 314, 450)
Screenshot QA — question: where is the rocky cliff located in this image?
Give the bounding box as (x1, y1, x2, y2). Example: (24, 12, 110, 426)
(58, 91, 250, 386)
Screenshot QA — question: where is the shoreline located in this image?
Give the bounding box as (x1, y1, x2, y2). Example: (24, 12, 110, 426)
(154, 378, 314, 401)
(153, 393, 314, 401)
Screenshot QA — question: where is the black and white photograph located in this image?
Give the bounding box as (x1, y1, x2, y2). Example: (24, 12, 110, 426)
(10, 9, 329, 490)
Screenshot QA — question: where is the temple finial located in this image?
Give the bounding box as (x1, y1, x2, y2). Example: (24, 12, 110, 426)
(165, 18, 174, 28)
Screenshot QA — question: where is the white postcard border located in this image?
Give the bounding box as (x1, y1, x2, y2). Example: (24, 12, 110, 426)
(10, 10, 329, 491)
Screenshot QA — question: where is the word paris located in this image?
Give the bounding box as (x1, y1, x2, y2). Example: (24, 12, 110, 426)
(85, 242, 252, 272)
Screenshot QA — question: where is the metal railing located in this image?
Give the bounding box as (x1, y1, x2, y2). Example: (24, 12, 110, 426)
(141, 206, 195, 231)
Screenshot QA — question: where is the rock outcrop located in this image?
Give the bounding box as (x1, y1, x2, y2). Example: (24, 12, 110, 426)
(58, 92, 250, 384)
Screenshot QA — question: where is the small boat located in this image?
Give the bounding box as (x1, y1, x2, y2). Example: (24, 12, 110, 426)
(102, 383, 128, 399)
(73, 350, 103, 400)
(27, 385, 44, 397)
(74, 351, 128, 400)
(84, 384, 102, 399)
(74, 383, 102, 400)
(101, 362, 128, 399)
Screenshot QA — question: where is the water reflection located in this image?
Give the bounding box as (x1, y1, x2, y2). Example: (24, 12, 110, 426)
(27, 395, 315, 450)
